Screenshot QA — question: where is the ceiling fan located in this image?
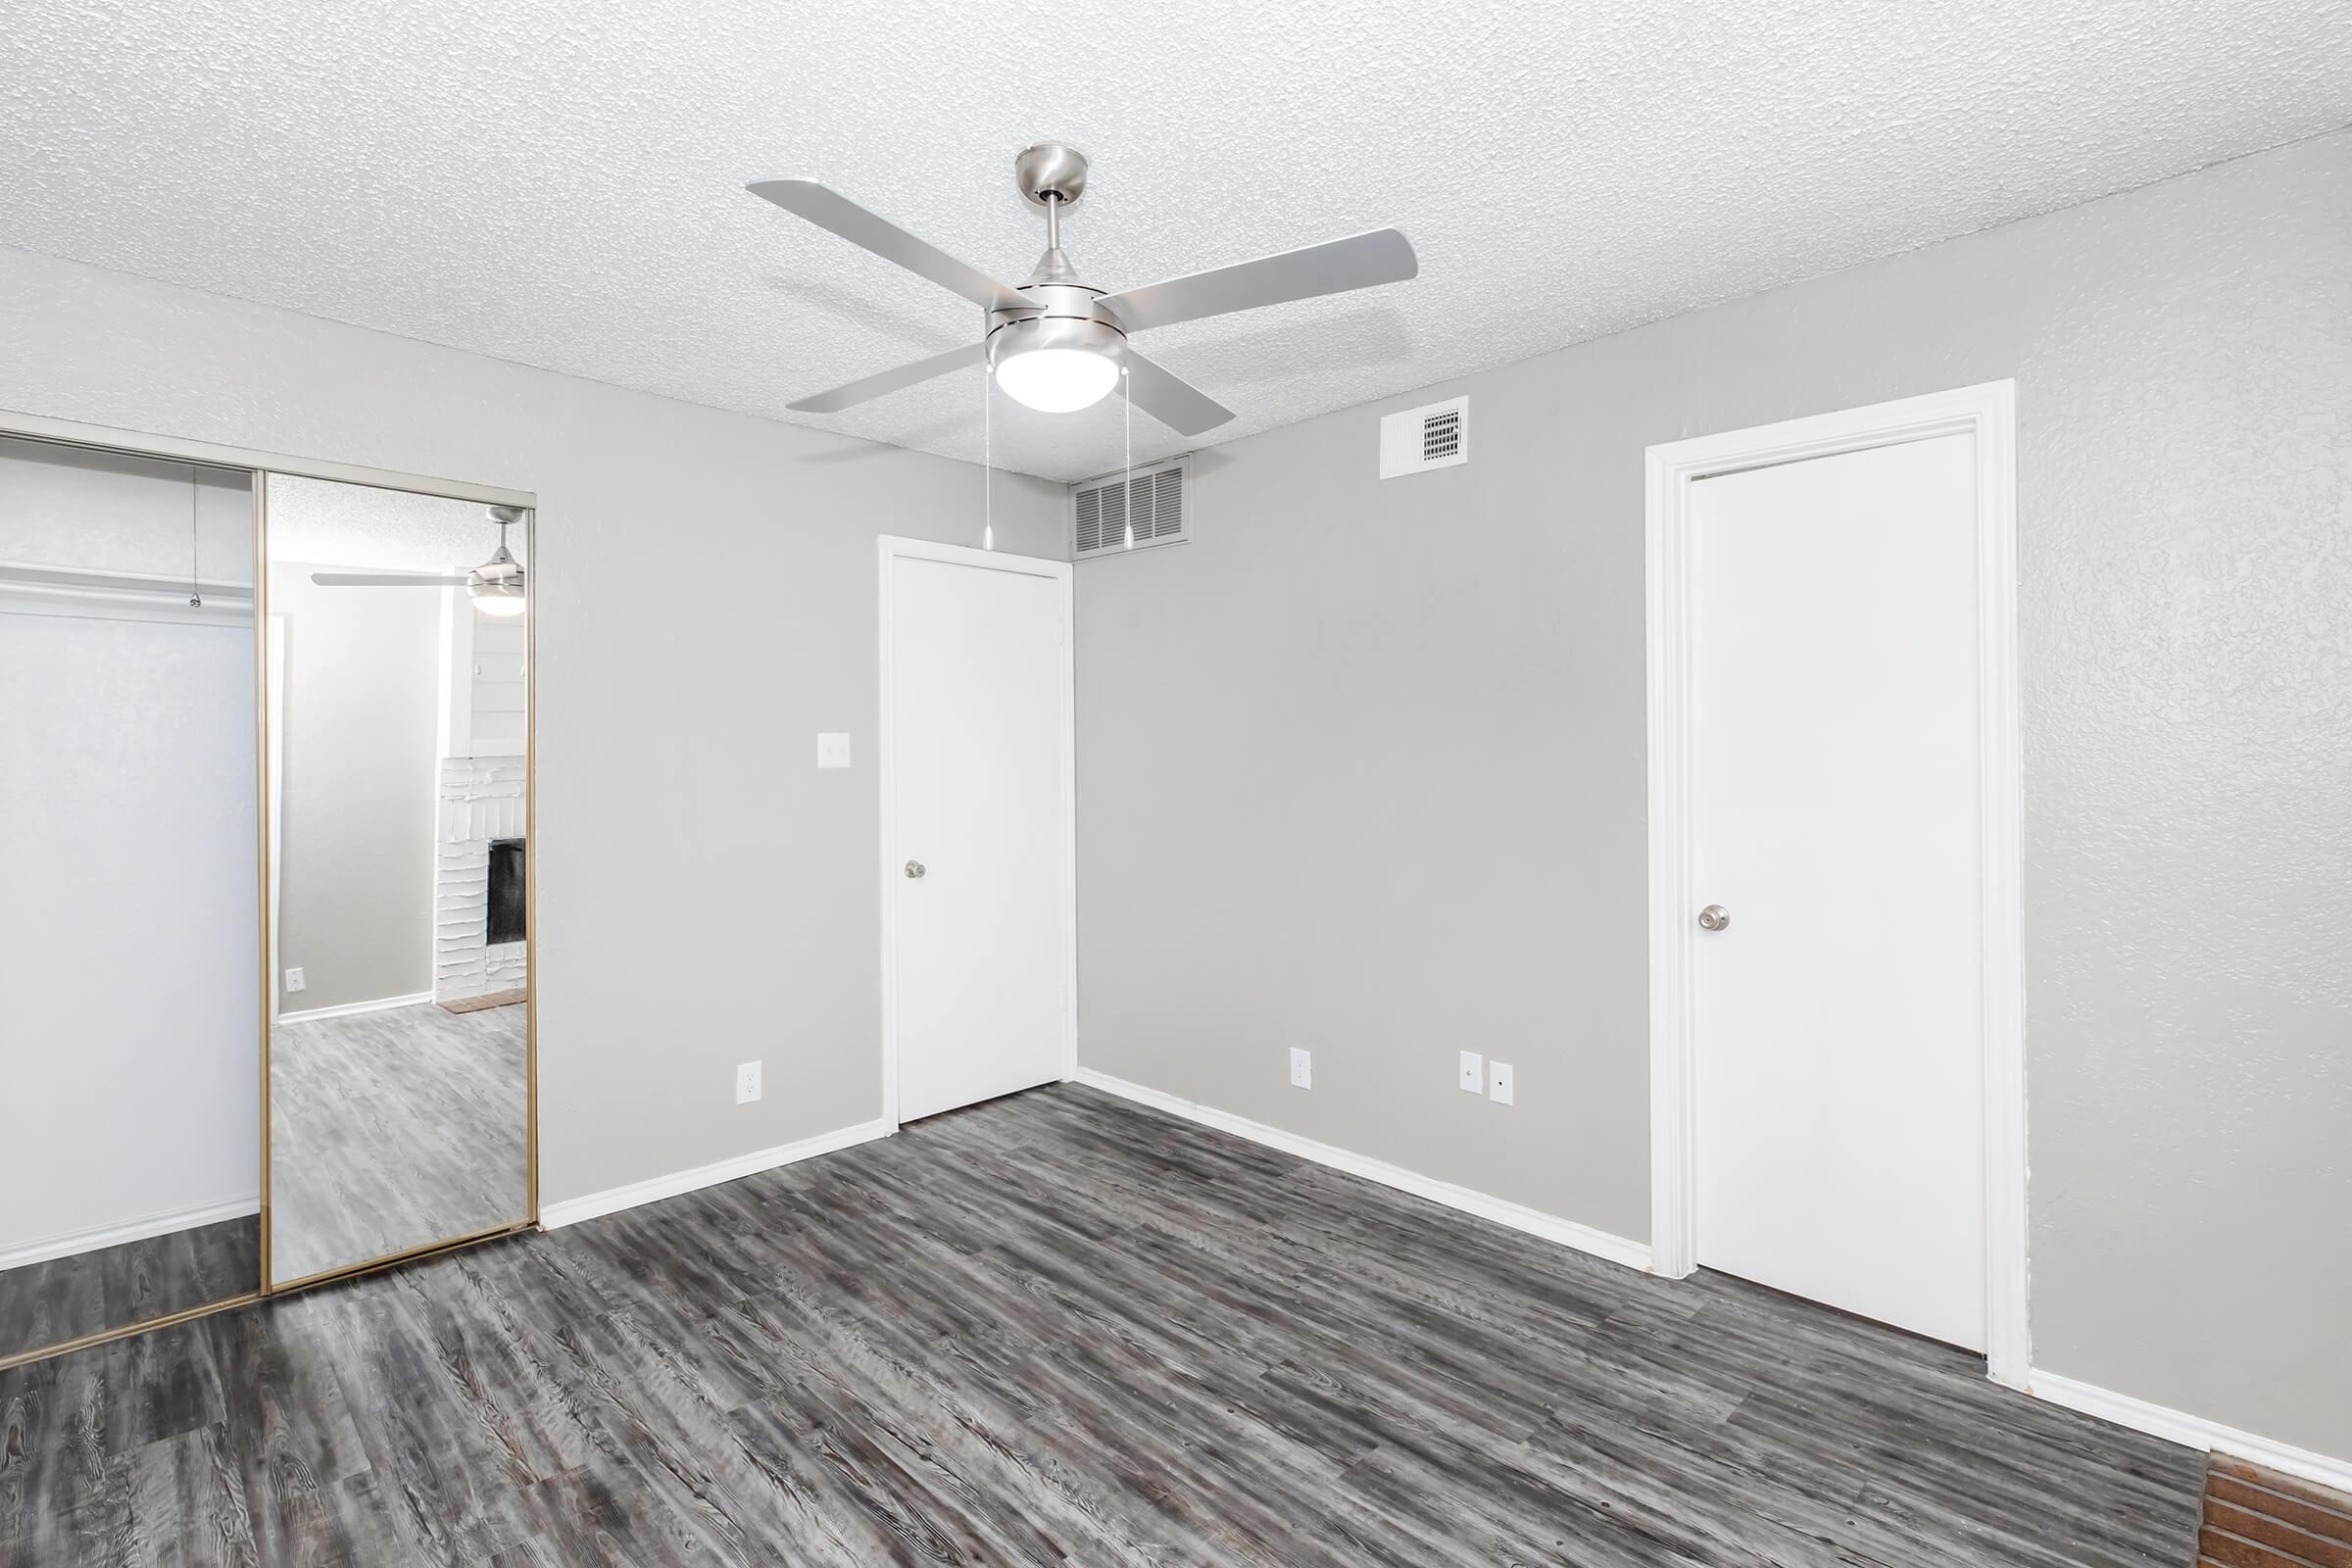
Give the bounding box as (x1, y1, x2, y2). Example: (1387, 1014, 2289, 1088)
(310, 506, 527, 617)
(749, 142, 1419, 436)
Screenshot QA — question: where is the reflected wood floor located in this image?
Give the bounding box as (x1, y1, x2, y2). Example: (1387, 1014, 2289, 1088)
(2198, 1453, 2352, 1566)
(1, 1084, 2203, 1565)
(269, 1001, 528, 1284)
(0, 1217, 259, 1366)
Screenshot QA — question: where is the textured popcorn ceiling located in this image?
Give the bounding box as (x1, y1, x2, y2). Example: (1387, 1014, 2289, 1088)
(2, 1, 2347, 483)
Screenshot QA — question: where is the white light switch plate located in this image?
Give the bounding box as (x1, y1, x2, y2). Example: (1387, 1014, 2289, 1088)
(816, 732, 852, 769)
(736, 1060, 762, 1103)
(1489, 1061, 1514, 1105)
(1289, 1047, 1312, 1089)
(1458, 1050, 1484, 1093)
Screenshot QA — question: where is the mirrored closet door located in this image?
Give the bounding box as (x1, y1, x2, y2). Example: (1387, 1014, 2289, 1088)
(0, 433, 263, 1365)
(263, 474, 534, 1288)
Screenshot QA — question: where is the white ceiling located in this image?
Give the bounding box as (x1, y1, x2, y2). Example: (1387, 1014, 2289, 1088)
(3, 2, 2346, 484)
(267, 474, 520, 574)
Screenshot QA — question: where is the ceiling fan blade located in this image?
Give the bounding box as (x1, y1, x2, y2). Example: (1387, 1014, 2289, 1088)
(1119, 351, 1235, 436)
(1097, 228, 1417, 334)
(309, 573, 472, 587)
(788, 342, 986, 415)
(748, 178, 1028, 314)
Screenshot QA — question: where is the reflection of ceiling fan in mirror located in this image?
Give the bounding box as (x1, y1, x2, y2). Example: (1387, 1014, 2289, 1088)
(310, 505, 527, 617)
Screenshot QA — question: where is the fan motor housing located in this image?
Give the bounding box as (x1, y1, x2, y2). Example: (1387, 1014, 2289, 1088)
(987, 283, 1126, 365)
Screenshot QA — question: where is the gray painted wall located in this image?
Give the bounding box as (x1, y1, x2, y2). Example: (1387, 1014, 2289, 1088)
(0, 243, 1066, 1211)
(268, 561, 441, 1013)
(1076, 131, 2351, 1457)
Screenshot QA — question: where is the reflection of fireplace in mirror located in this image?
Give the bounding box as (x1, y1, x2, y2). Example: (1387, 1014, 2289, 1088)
(488, 837, 526, 946)
(435, 756, 528, 1007)
(433, 594, 527, 1013)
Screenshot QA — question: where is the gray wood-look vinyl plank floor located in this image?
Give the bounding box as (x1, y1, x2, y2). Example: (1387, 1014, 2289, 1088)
(0, 1217, 260, 1366)
(269, 1001, 529, 1284)
(0, 1083, 2205, 1566)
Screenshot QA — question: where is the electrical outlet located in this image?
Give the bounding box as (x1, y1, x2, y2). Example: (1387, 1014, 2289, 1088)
(1289, 1047, 1312, 1089)
(283, 966, 306, 994)
(1489, 1060, 1515, 1105)
(815, 732, 852, 768)
(1458, 1050, 1484, 1093)
(736, 1060, 762, 1104)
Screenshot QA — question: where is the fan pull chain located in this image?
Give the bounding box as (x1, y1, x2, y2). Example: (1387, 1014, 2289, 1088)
(1122, 366, 1134, 549)
(982, 362, 995, 553)
(187, 466, 203, 608)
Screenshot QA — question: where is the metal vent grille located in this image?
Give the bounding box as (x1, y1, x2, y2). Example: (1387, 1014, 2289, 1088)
(1422, 409, 1462, 463)
(1072, 456, 1189, 559)
(1379, 396, 1470, 478)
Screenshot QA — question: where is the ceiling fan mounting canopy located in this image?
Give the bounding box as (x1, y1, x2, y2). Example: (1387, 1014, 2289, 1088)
(1012, 140, 1089, 211)
(746, 141, 1418, 434)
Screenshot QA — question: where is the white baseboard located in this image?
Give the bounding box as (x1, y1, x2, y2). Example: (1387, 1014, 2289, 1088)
(277, 990, 435, 1025)
(1072, 1068, 1653, 1273)
(1, 1195, 261, 1271)
(538, 1118, 895, 1231)
(2030, 1369, 2352, 1494)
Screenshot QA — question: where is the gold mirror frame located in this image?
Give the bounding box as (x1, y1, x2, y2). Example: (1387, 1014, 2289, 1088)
(0, 407, 539, 1369)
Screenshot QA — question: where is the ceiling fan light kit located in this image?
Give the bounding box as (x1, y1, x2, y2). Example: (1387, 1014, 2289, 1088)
(992, 340, 1122, 413)
(748, 141, 1418, 436)
(467, 566, 527, 616)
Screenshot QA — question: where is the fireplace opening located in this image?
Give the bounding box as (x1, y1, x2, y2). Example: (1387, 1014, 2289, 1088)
(487, 837, 526, 946)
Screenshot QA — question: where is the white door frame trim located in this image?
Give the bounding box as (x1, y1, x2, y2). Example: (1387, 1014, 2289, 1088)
(875, 534, 1078, 1133)
(1642, 380, 2028, 1387)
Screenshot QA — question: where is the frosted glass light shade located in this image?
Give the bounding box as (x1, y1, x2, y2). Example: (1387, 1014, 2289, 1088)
(470, 579, 526, 616)
(994, 347, 1119, 414)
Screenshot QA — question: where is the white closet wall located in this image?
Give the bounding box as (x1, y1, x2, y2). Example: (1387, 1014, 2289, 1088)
(0, 444, 259, 1263)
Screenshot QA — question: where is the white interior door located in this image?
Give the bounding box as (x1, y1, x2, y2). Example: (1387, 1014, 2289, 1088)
(887, 548, 1070, 1124)
(1690, 431, 1987, 1350)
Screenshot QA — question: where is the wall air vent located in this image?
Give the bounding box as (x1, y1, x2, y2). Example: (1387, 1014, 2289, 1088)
(1072, 455, 1189, 560)
(1379, 395, 1470, 479)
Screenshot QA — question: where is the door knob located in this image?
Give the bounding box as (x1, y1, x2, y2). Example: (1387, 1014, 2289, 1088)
(905, 860, 926, 879)
(1697, 904, 1730, 931)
